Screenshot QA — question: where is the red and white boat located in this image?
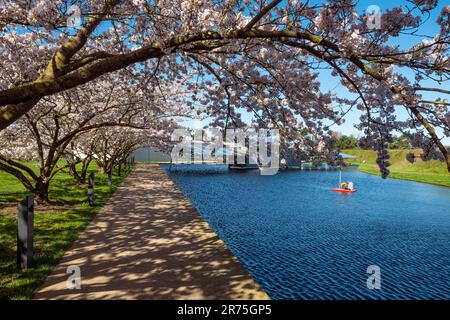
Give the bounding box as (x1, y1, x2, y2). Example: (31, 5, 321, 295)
(332, 187, 356, 193)
(332, 169, 356, 193)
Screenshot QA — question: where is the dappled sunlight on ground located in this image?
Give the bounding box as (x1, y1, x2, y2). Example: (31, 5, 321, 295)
(34, 164, 268, 300)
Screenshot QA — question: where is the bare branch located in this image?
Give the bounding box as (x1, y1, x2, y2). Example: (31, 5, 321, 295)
(244, 0, 283, 31)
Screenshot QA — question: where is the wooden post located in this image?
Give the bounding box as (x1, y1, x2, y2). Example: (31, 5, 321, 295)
(108, 165, 113, 186)
(118, 162, 122, 176)
(17, 194, 34, 269)
(88, 172, 95, 206)
(297, 144, 302, 171)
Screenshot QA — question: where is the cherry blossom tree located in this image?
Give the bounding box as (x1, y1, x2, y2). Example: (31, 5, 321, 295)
(0, 71, 175, 202)
(64, 137, 95, 184)
(89, 125, 171, 173)
(0, 0, 449, 176)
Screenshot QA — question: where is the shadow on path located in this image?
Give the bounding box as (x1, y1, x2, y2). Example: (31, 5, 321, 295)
(34, 164, 268, 300)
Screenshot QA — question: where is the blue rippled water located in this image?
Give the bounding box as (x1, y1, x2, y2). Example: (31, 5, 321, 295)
(163, 165, 450, 300)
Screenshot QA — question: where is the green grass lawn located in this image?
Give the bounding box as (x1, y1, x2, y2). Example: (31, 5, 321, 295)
(0, 163, 132, 300)
(342, 149, 450, 187)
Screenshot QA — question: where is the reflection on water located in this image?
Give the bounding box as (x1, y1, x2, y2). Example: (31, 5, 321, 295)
(163, 165, 450, 300)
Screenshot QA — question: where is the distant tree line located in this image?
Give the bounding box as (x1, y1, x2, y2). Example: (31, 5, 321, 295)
(336, 135, 412, 150)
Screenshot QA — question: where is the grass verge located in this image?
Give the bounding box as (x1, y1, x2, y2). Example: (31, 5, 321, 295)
(342, 149, 450, 188)
(0, 163, 132, 300)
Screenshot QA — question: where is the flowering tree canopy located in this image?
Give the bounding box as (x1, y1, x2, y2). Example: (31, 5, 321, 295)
(0, 0, 449, 176)
(0, 70, 176, 201)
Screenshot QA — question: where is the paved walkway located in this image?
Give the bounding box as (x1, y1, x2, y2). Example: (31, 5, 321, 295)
(34, 164, 268, 300)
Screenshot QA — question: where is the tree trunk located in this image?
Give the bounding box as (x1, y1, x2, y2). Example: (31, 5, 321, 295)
(34, 178, 50, 203)
(68, 163, 84, 184)
(408, 108, 450, 173)
(79, 159, 91, 184)
(446, 154, 450, 173)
